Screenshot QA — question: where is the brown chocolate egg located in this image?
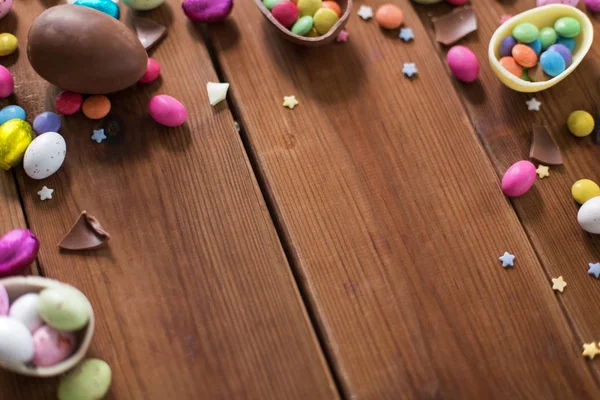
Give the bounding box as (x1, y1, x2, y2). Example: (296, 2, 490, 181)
(27, 5, 147, 94)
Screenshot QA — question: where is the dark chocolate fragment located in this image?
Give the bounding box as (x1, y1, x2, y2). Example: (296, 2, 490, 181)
(432, 7, 477, 46)
(59, 211, 111, 251)
(592, 104, 600, 146)
(102, 114, 125, 145)
(132, 16, 166, 50)
(27, 5, 147, 94)
(528, 64, 550, 82)
(529, 124, 563, 165)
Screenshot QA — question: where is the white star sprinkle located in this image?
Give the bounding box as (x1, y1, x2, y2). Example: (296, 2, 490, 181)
(499, 252, 515, 268)
(399, 28, 414, 42)
(91, 129, 107, 144)
(282, 95, 299, 109)
(357, 5, 373, 20)
(526, 98, 541, 111)
(402, 63, 418, 78)
(37, 186, 54, 201)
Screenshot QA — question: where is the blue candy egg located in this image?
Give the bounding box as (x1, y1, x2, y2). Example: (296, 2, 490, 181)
(0, 105, 26, 125)
(556, 36, 576, 52)
(540, 50, 566, 77)
(33, 112, 61, 134)
(74, 0, 120, 19)
(524, 38, 542, 55)
(499, 36, 517, 58)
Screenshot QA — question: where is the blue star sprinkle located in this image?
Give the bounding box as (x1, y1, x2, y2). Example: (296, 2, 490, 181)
(91, 129, 107, 144)
(588, 263, 600, 279)
(402, 62, 418, 78)
(499, 252, 515, 268)
(399, 28, 414, 42)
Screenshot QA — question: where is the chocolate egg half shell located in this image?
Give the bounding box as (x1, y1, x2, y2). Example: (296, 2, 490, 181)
(27, 5, 147, 94)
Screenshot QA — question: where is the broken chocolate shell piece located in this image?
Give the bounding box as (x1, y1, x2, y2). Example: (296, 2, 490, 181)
(132, 16, 167, 50)
(529, 124, 563, 165)
(59, 211, 111, 251)
(432, 7, 477, 46)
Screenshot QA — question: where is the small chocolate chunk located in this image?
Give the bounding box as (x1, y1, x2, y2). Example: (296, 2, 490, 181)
(432, 7, 477, 46)
(59, 211, 111, 251)
(132, 16, 166, 50)
(529, 124, 563, 165)
(528, 64, 550, 82)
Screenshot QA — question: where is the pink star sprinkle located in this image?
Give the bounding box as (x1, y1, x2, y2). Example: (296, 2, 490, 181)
(499, 14, 512, 25)
(336, 30, 349, 43)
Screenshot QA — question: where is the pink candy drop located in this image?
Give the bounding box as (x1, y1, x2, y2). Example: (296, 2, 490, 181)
(0, 284, 8, 316)
(0, 65, 14, 98)
(501, 161, 536, 197)
(447, 45, 479, 83)
(149, 95, 187, 127)
(536, 0, 579, 6)
(585, 0, 600, 11)
(139, 58, 161, 84)
(32, 325, 76, 367)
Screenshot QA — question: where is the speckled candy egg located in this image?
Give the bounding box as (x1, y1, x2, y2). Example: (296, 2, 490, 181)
(578, 196, 600, 234)
(501, 160, 536, 197)
(122, 0, 164, 10)
(0, 285, 8, 316)
(447, 45, 479, 83)
(38, 286, 91, 331)
(23, 132, 67, 180)
(32, 325, 76, 367)
(0, 0, 13, 20)
(0, 316, 34, 365)
(536, 0, 578, 5)
(9, 293, 43, 333)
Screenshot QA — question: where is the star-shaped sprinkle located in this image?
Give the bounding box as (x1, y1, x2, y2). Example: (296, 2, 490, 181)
(526, 98, 541, 111)
(499, 252, 515, 268)
(282, 96, 299, 109)
(552, 276, 567, 292)
(588, 263, 600, 279)
(536, 164, 549, 178)
(91, 129, 107, 143)
(399, 28, 414, 42)
(336, 30, 349, 43)
(499, 14, 512, 25)
(582, 343, 600, 359)
(37, 186, 54, 201)
(357, 5, 373, 20)
(402, 63, 418, 78)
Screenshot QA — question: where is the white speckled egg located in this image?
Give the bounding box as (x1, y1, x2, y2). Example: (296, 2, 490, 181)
(0, 316, 34, 366)
(9, 293, 43, 333)
(578, 196, 600, 234)
(0, 0, 13, 20)
(23, 132, 66, 180)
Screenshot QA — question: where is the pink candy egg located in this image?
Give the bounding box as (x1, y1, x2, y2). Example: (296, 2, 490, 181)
(447, 45, 479, 83)
(149, 95, 187, 127)
(139, 58, 161, 84)
(32, 325, 76, 367)
(0, 0, 13, 20)
(501, 160, 536, 197)
(0, 284, 7, 316)
(536, 0, 578, 6)
(585, 0, 600, 11)
(0, 65, 13, 98)
(271, 1, 298, 28)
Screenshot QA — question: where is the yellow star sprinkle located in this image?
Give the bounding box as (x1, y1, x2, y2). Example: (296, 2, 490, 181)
(282, 95, 299, 109)
(552, 276, 567, 293)
(536, 164, 549, 179)
(582, 342, 600, 359)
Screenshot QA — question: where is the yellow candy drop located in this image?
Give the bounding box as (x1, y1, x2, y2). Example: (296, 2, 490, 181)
(307, 27, 319, 37)
(313, 7, 339, 35)
(572, 179, 600, 205)
(0, 33, 17, 57)
(0, 119, 33, 170)
(567, 110, 595, 137)
(297, 0, 322, 17)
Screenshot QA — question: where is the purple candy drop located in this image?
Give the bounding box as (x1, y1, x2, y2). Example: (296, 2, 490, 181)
(547, 44, 572, 66)
(499, 36, 517, 58)
(182, 0, 234, 22)
(33, 112, 61, 135)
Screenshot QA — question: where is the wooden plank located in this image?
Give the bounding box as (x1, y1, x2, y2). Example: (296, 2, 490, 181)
(208, 1, 600, 398)
(0, 2, 338, 399)
(413, 0, 600, 375)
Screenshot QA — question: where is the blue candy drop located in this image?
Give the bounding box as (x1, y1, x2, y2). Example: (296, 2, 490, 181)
(556, 36, 576, 52)
(74, 0, 120, 19)
(540, 50, 566, 77)
(524, 38, 542, 55)
(0, 105, 26, 125)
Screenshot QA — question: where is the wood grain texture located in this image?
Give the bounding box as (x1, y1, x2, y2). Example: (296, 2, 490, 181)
(413, 0, 600, 374)
(209, 1, 600, 398)
(0, 2, 338, 399)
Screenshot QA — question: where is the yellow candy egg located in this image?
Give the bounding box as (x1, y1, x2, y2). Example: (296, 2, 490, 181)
(0, 119, 33, 170)
(0, 33, 17, 57)
(297, 0, 322, 17)
(307, 27, 319, 37)
(567, 110, 595, 137)
(572, 179, 600, 205)
(313, 7, 339, 35)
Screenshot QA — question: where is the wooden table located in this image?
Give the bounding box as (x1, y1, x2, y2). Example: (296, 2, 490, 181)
(2, 0, 600, 398)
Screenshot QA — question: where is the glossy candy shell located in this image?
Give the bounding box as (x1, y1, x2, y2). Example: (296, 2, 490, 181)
(488, 4, 593, 92)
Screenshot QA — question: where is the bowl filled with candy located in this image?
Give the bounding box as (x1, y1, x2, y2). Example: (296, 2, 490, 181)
(488, 4, 593, 92)
(256, 0, 351, 46)
(0, 276, 94, 377)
